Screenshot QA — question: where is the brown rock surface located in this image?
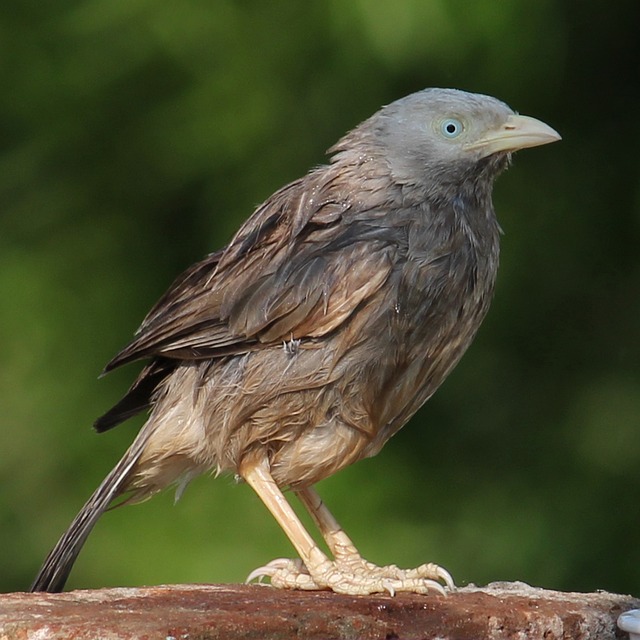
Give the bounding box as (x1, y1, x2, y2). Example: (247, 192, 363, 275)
(1, 582, 638, 639)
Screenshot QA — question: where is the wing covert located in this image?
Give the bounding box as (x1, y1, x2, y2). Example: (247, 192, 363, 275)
(105, 169, 398, 371)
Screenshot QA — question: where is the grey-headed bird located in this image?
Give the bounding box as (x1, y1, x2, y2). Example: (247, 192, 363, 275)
(31, 88, 560, 595)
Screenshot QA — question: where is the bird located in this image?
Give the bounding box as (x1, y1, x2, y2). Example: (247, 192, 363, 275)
(30, 88, 560, 596)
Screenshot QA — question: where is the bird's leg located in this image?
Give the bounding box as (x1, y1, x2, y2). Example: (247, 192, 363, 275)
(241, 457, 335, 591)
(295, 486, 455, 595)
(242, 456, 453, 595)
(295, 486, 362, 560)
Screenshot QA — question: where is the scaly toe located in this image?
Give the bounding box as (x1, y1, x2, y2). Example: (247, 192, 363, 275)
(400, 562, 456, 591)
(332, 556, 455, 594)
(247, 557, 323, 590)
(247, 556, 454, 596)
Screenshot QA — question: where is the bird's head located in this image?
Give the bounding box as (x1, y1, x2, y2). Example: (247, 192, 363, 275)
(331, 88, 560, 201)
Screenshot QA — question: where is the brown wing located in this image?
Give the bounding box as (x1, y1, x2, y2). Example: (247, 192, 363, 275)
(96, 168, 396, 432)
(103, 168, 396, 372)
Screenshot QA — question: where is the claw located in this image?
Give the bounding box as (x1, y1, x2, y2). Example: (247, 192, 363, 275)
(411, 562, 456, 591)
(381, 579, 396, 597)
(424, 579, 447, 597)
(245, 566, 269, 584)
(246, 558, 304, 583)
(433, 564, 456, 591)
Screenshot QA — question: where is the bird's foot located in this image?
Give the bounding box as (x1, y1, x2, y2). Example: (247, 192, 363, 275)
(247, 555, 454, 596)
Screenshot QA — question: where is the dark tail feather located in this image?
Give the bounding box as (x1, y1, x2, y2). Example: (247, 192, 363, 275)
(94, 359, 174, 433)
(30, 438, 148, 593)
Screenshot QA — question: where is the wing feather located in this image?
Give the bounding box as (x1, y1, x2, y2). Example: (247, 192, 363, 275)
(105, 167, 396, 372)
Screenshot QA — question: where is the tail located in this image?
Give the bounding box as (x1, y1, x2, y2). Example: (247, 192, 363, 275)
(30, 437, 148, 593)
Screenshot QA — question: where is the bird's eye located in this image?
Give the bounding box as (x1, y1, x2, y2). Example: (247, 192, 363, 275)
(440, 118, 464, 139)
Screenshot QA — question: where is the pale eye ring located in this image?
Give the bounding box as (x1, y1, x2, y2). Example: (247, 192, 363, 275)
(440, 118, 464, 138)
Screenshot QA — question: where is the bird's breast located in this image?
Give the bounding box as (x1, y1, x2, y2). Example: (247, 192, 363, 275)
(397, 203, 500, 325)
(356, 205, 500, 446)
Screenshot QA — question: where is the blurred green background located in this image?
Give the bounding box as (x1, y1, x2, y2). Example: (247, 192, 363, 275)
(1, 0, 639, 595)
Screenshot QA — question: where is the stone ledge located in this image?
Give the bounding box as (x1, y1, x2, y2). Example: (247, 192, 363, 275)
(1, 582, 638, 639)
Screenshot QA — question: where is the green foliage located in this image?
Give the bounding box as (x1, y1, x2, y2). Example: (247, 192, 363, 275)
(1, 0, 639, 594)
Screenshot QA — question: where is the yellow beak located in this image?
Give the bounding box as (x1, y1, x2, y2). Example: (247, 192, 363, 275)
(468, 114, 561, 155)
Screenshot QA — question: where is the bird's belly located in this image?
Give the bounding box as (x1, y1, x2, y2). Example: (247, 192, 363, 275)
(268, 412, 373, 487)
(135, 259, 493, 493)
(135, 345, 376, 490)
